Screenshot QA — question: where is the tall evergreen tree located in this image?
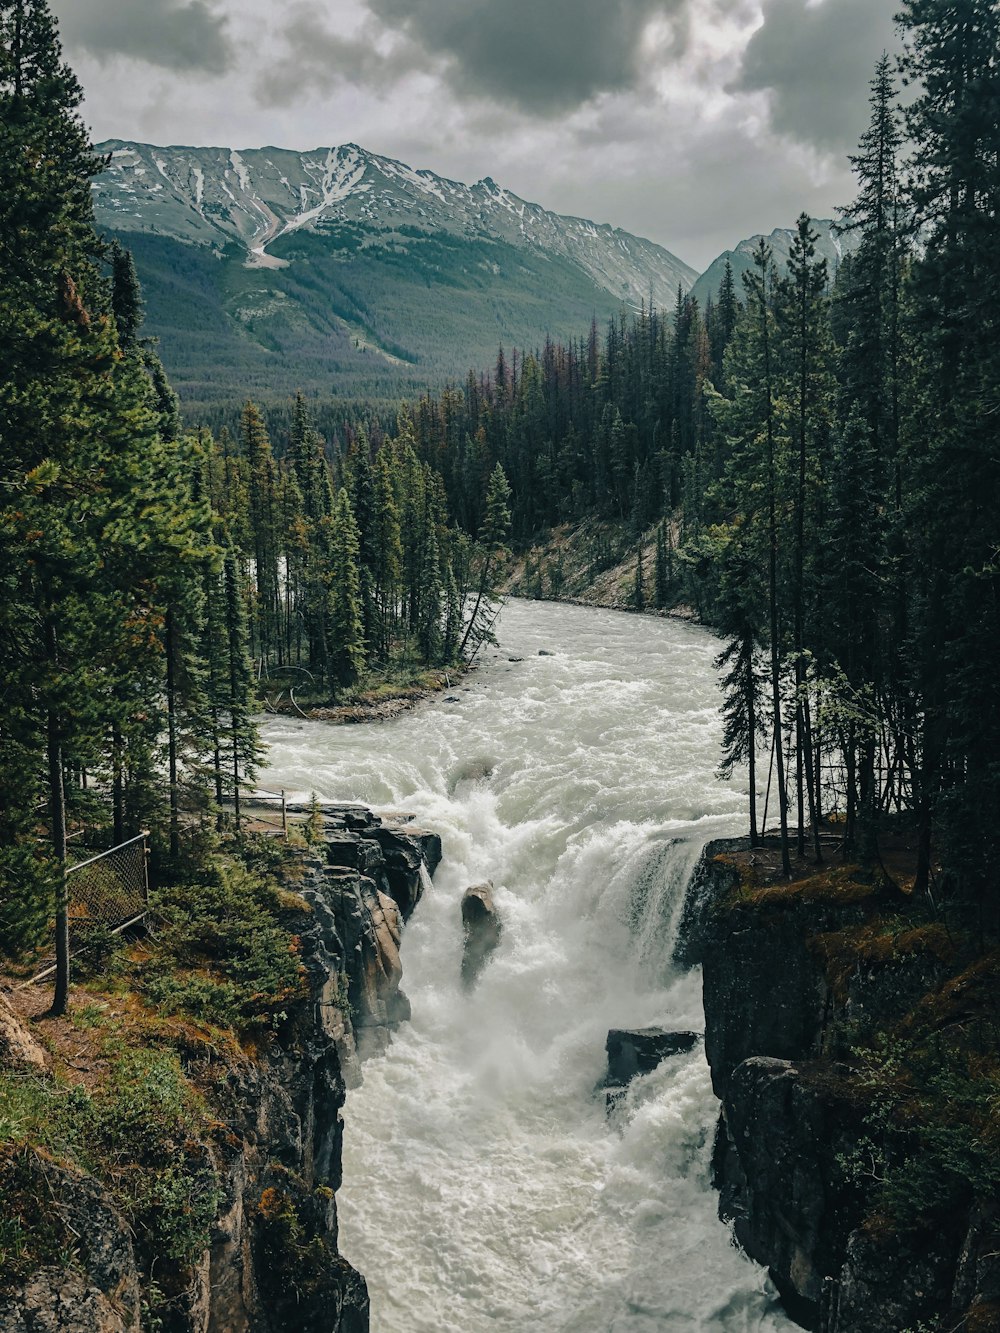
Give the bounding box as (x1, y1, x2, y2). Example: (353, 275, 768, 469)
(898, 0, 1000, 918)
(327, 489, 365, 688)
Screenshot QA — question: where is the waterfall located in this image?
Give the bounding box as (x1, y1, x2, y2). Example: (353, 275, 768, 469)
(259, 599, 792, 1332)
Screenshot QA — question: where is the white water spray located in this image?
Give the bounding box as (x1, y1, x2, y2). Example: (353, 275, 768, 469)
(259, 600, 793, 1332)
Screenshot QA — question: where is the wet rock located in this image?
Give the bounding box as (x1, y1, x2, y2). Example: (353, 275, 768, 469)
(702, 889, 865, 1101)
(538, 649, 555, 656)
(605, 1028, 700, 1085)
(370, 822, 442, 919)
(698, 860, 983, 1333)
(672, 837, 748, 969)
(714, 1058, 862, 1328)
(461, 883, 503, 989)
(824, 1228, 962, 1333)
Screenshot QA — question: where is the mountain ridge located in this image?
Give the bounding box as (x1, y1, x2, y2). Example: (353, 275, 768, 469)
(690, 221, 857, 307)
(95, 139, 698, 306)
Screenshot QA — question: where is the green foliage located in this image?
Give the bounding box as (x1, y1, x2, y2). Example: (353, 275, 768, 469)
(0, 1050, 220, 1274)
(303, 792, 325, 846)
(841, 1033, 1000, 1232)
(107, 226, 640, 424)
(255, 1184, 349, 1329)
(141, 862, 305, 1031)
(0, 1149, 70, 1293)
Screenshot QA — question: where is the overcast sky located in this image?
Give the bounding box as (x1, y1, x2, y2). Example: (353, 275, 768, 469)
(52, 0, 901, 271)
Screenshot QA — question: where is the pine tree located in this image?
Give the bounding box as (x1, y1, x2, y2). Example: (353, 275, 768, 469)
(371, 446, 403, 661)
(711, 240, 792, 875)
(654, 520, 671, 610)
(222, 551, 259, 829)
(898, 0, 1000, 918)
(778, 214, 834, 860)
(109, 239, 144, 350)
(327, 489, 365, 688)
(240, 401, 281, 669)
(458, 462, 511, 659)
(0, 0, 214, 1005)
(714, 523, 769, 847)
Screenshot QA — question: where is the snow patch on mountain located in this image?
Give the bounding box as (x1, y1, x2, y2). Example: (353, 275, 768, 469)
(93, 140, 698, 308)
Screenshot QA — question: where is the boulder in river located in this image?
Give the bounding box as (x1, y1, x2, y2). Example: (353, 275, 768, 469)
(602, 1028, 701, 1108)
(461, 883, 503, 989)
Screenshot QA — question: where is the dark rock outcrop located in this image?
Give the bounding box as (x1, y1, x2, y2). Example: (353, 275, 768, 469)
(606, 1028, 700, 1085)
(601, 1028, 701, 1110)
(702, 892, 865, 1101)
(0, 805, 441, 1333)
(672, 837, 748, 969)
(713, 1058, 863, 1328)
(461, 883, 502, 989)
(293, 803, 441, 922)
(682, 838, 991, 1333)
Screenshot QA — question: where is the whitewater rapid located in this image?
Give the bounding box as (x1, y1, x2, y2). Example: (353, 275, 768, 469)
(259, 599, 793, 1332)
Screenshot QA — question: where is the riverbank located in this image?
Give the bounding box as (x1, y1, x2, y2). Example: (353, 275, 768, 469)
(680, 834, 1000, 1332)
(505, 516, 696, 620)
(267, 664, 472, 726)
(0, 809, 440, 1332)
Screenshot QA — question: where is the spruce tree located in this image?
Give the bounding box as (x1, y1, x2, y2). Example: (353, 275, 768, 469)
(898, 0, 1000, 917)
(711, 240, 792, 874)
(633, 540, 646, 612)
(778, 215, 834, 860)
(458, 463, 512, 659)
(327, 489, 365, 688)
(240, 401, 281, 670)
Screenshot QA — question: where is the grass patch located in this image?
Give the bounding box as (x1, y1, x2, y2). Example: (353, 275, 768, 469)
(0, 1049, 221, 1288)
(721, 855, 875, 909)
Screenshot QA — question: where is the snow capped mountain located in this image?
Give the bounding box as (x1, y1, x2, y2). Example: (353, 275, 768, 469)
(94, 141, 696, 309)
(690, 222, 858, 307)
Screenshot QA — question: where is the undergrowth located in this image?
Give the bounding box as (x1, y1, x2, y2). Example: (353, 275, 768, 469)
(0, 841, 316, 1305)
(0, 1049, 220, 1289)
(138, 860, 307, 1033)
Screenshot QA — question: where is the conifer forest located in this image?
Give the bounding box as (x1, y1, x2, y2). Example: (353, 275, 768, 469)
(1, 2, 999, 1331)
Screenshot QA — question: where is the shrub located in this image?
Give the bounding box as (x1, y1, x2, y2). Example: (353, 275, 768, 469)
(846, 1033, 1000, 1232)
(142, 862, 305, 1031)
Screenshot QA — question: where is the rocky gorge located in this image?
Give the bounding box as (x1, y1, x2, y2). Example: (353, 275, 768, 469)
(679, 839, 1000, 1333)
(10, 599, 990, 1333)
(0, 806, 440, 1333)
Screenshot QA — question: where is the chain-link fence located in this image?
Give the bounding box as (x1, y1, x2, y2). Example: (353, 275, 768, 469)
(19, 833, 150, 988)
(67, 832, 150, 934)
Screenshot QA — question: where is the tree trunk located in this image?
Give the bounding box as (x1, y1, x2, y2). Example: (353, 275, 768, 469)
(46, 620, 69, 1017)
(166, 609, 180, 860)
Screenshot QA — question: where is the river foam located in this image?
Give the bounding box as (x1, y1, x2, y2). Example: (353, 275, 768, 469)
(259, 600, 793, 1332)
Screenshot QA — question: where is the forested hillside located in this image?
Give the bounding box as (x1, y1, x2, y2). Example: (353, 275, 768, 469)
(91, 139, 696, 428)
(0, 1, 511, 1001)
(400, 36, 1000, 922)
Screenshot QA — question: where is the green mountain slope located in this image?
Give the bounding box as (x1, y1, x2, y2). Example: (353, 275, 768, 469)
(96, 141, 698, 426)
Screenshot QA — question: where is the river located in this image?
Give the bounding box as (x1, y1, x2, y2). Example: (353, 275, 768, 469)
(259, 599, 794, 1333)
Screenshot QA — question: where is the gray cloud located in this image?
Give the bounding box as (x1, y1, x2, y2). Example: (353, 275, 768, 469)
(254, 5, 425, 108)
(56, 0, 232, 74)
(733, 0, 899, 151)
(366, 0, 683, 115)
